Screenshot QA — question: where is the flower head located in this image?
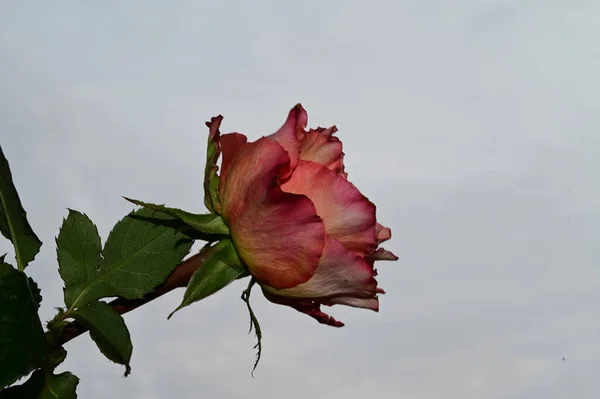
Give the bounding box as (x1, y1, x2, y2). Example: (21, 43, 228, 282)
(210, 104, 397, 326)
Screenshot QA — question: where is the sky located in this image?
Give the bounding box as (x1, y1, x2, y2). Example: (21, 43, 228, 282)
(1, 1, 599, 398)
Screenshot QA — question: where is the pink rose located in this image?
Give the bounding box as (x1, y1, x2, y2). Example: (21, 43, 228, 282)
(209, 104, 397, 327)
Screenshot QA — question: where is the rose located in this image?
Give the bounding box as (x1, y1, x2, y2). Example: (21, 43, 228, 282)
(209, 104, 397, 327)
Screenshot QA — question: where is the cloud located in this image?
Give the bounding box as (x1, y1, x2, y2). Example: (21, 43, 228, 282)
(1, 1, 599, 398)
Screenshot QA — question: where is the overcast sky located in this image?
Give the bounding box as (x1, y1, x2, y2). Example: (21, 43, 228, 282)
(1, 1, 599, 398)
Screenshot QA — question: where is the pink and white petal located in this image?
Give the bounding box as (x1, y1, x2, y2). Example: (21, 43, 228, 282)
(219, 133, 247, 182)
(265, 104, 308, 178)
(337, 153, 348, 180)
(281, 160, 376, 254)
(262, 291, 345, 327)
(233, 190, 325, 289)
(375, 223, 392, 245)
(323, 296, 380, 311)
(220, 138, 325, 289)
(219, 138, 286, 219)
(263, 235, 379, 299)
(299, 127, 345, 175)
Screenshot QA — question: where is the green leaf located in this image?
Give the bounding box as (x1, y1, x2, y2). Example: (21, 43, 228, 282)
(43, 372, 79, 399)
(203, 116, 223, 213)
(169, 239, 247, 319)
(0, 146, 42, 271)
(72, 301, 132, 376)
(123, 198, 229, 236)
(91, 207, 193, 300)
(0, 370, 79, 399)
(56, 210, 102, 308)
(59, 207, 193, 308)
(0, 263, 47, 389)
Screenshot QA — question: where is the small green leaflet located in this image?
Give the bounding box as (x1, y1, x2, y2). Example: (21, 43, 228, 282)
(169, 239, 248, 319)
(57, 208, 193, 309)
(0, 146, 42, 271)
(0, 263, 47, 389)
(57, 210, 102, 308)
(72, 301, 132, 376)
(0, 370, 79, 399)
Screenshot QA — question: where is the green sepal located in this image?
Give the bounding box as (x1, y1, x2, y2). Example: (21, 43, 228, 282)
(203, 116, 223, 214)
(123, 198, 229, 237)
(241, 278, 262, 376)
(169, 239, 248, 319)
(0, 146, 42, 271)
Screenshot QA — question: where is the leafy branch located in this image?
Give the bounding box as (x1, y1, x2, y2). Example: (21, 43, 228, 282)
(0, 141, 264, 398)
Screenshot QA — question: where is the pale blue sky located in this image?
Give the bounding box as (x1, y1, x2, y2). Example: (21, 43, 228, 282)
(1, 1, 599, 398)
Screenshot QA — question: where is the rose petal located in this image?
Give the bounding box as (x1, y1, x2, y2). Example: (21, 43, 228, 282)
(219, 133, 247, 183)
(262, 291, 345, 327)
(367, 247, 398, 261)
(266, 104, 307, 178)
(323, 296, 379, 311)
(263, 235, 380, 299)
(375, 223, 392, 245)
(281, 160, 376, 254)
(220, 138, 325, 289)
(299, 126, 346, 177)
(261, 235, 383, 325)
